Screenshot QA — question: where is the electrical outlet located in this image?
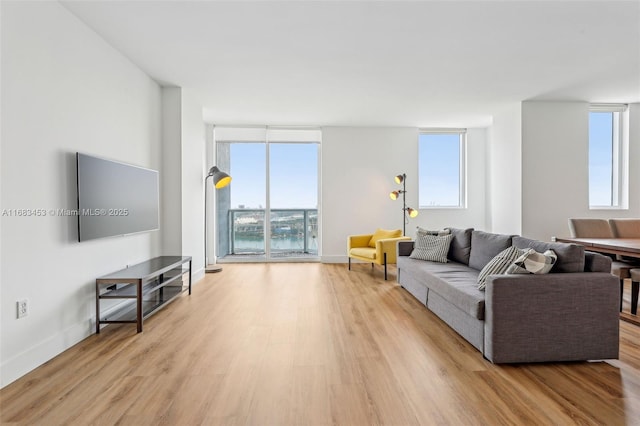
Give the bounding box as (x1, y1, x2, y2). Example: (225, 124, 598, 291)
(17, 299, 28, 319)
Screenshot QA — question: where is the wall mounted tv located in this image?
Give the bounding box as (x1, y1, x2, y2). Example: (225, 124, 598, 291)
(76, 153, 159, 242)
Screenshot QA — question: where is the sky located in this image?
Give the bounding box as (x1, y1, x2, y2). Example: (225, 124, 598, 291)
(418, 133, 461, 207)
(589, 112, 615, 207)
(228, 142, 318, 209)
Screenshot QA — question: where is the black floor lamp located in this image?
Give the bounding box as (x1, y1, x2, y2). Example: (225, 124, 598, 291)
(389, 173, 418, 236)
(204, 166, 232, 273)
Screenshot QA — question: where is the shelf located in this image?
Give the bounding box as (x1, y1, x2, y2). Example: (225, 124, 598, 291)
(96, 256, 192, 333)
(98, 269, 186, 299)
(100, 285, 186, 323)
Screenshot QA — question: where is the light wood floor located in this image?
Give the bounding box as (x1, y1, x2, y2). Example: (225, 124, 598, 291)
(2, 263, 640, 425)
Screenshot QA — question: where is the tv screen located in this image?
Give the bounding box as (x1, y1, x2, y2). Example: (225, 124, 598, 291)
(76, 153, 159, 242)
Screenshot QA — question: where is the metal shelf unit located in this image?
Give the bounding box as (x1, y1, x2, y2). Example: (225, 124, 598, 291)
(95, 256, 192, 333)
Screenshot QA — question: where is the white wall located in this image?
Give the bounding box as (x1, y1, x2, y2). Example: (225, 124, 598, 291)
(180, 90, 206, 277)
(321, 127, 415, 262)
(520, 101, 640, 241)
(161, 87, 206, 279)
(521, 101, 587, 240)
(0, 2, 162, 387)
(161, 88, 183, 256)
(487, 103, 522, 235)
(321, 126, 487, 262)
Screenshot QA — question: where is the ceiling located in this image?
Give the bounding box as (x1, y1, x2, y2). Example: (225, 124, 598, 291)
(61, 0, 640, 128)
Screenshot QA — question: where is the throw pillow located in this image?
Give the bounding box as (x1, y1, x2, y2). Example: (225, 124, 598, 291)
(506, 248, 557, 275)
(477, 246, 524, 291)
(445, 227, 474, 265)
(512, 236, 584, 273)
(368, 228, 402, 248)
(409, 233, 454, 263)
(416, 227, 451, 237)
(468, 230, 516, 271)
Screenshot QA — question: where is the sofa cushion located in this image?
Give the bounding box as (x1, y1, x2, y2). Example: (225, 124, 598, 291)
(477, 246, 524, 290)
(468, 230, 515, 271)
(409, 233, 453, 263)
(368, 228, 402, 248)
(445, 227, 474, 265)
(506, 248, 557, 274)
(398, 257, 485, 319)
(512, 237, 585, 273)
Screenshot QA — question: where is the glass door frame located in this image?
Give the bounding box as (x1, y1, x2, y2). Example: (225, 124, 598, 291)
(213, 127, 321, 263)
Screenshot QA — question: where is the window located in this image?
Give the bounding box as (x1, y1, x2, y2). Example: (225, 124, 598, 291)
(214, 127, 320, 261)
(418, 130, 466, 208)
(589, 105, 627, 209)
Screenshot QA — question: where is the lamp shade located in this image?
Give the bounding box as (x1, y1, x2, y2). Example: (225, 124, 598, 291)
(394, 174, 405, 184)
(208, 166, 232, 189)
(389, 190, 400, 200)
(407, 207, 419, 218)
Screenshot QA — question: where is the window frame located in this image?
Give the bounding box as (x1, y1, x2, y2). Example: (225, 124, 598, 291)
(588, 104, 628, 210)
(213, 126, 322, 262)
(418, 129, 467, 209)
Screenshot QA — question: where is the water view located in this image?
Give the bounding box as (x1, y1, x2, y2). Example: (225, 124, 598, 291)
(229, 208, 318, 257)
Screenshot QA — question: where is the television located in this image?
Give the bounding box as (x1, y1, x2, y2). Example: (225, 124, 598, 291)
(76, 153, 159, 242)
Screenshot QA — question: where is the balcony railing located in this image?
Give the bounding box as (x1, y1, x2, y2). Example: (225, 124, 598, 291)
(227, 208, 318, 258)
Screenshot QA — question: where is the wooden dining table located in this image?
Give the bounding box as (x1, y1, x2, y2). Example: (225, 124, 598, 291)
(556, 237, 640, 325)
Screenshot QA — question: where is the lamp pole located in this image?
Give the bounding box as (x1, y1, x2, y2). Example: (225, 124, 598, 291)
(204, 173, 222, 273)
(204, 166, 231, 273)
(390, 173, 417, 236)
(401, 177, 407, 236)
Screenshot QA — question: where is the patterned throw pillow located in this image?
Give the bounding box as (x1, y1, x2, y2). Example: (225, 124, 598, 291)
(416, 227, 451, 237)
(409, 233, 454, 263)
(506, 248, 557, 275)
(477, 246, 524, 291)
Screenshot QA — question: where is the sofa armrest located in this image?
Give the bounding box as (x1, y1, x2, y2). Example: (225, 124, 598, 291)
(484, 272, 619, 363)
(397, 240, 415, 257)
(584, 251, 613, 272)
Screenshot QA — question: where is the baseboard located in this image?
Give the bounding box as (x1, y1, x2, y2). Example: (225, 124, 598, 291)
(1, 320, 91, 388)
(191, 267, 205, 283)
(321, 255, 348, 263)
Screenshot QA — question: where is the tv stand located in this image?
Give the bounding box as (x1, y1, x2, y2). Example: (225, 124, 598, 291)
(95, 256, 192, 333)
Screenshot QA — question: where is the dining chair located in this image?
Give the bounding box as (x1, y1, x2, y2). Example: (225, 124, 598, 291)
(609, 218, 640, 238)
(608, 218, 640, 264)
(568, 218, 633, 311)
(610, 219, 640, 315)
(630, 269, 640, 315)
(568, 218, 613, 238)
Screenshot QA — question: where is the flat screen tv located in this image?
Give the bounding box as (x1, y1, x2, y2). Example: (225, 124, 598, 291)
(76, 153, 159, 242)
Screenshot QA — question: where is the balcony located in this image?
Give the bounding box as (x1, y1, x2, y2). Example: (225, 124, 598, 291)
(222, 209, 318, 260)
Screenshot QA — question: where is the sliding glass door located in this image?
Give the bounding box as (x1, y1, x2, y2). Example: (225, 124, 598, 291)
(269, 143, 318, 258)
(214, 128, 320, 262)
(228, 143, 266, 256)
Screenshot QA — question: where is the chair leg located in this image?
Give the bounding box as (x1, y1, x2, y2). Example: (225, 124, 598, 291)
(384, 253, 387, 281)
(348, 257, 351, 270)
(632, 280, 639, 315)
(621, 279, 624, 312)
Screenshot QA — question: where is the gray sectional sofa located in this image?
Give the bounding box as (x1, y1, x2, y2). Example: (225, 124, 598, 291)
(397, 228, 620, 363)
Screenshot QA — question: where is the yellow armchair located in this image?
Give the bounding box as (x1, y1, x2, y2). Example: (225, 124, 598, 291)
(347, 229, 411, 280)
